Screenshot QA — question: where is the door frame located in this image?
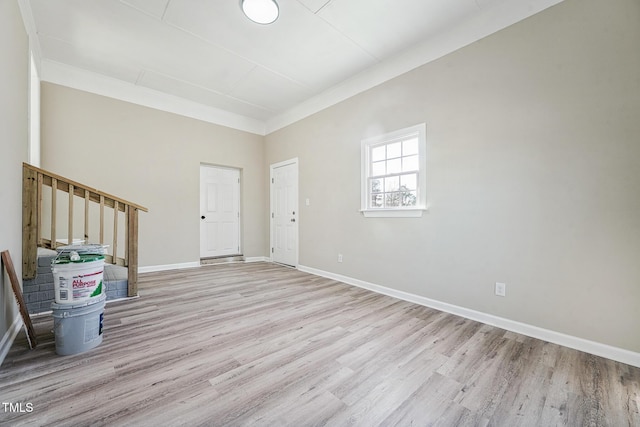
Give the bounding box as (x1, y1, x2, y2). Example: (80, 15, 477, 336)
(269, 158, 299, 267)
(199, 163, 242, 259)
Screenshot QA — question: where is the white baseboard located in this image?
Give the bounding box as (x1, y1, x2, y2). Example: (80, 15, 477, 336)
(140, 257, 270, 273)
(0, 315, 23, 367)
(298, 264, 640, 368)
(139, 261, 201, 273)
(245, 257, 269, 263)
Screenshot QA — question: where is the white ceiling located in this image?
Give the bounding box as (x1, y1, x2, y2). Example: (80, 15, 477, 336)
(23, 0, 563, 134)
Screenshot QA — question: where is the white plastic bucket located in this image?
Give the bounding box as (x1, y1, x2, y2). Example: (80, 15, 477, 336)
(52, 295, 105, 355)
(52, 254, 105, 304)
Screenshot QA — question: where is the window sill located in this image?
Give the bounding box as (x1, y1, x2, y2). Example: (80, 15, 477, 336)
(361, 208, 426, 218)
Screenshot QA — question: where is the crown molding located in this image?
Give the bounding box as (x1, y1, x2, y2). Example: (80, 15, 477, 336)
(40, 60, 266, 135)
(265, 0, 565, 134)
(21, 0, 564, 137)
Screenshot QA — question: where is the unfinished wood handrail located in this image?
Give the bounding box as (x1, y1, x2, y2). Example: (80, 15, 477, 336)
(22, 163, 148, 297)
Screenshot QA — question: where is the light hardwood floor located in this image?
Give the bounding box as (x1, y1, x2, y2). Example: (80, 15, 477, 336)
(1, 262, 639, 426)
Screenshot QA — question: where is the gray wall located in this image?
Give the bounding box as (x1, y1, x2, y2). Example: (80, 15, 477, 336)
(265, 0, 640, 353)
(41, 84, 266, 268)
(0, 0, 29, 353)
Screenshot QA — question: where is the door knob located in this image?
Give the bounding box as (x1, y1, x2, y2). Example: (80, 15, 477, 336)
(291, 218, 296, 222)
(201, 215, 205, 219)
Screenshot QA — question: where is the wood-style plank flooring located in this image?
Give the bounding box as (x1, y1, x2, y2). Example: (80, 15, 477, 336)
(1, 262, 639, 426)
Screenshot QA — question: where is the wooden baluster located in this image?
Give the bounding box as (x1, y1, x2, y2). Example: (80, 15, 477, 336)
(124, 204, 129, 266)
(68, 184, 74, 246)
(37, 173, 43, 246)
(113, 201, 119, 265)
(84, 190, 90, 243)
(51, 178, 57, 248)
(100, 195, 105, 245)
(127, 207, 139, 297)
(22, 166, 38, 279)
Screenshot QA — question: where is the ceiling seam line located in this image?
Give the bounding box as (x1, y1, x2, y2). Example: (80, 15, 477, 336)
(313, 15, 381, 62)
(163, 21, 316, 92)
(138, 67, 277, 113)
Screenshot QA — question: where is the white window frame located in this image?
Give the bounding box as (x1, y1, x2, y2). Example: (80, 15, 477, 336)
(360, 123, 427, 218)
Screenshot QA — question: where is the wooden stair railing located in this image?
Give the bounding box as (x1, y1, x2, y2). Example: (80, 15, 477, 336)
(22, 163, 148, 297)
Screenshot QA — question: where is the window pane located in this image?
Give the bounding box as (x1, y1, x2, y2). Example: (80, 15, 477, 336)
(371, 145, 386, 162)
(370, 178, 382, 194)
(402, 155, 419, 172)
(400, 173, 417, 190)
(401, 191, 417, 206)
(403, 138, 419, 156)
(372, 160, 385, 176)
(387, 158, 401, 174)
(387, 142, 401, 159)
(362, 124, 425, 214)
(385, 192, 401, 207)
(384, 176, 399, 192)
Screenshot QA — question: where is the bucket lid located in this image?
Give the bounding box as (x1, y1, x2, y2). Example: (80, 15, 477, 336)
(56, 243, 107, 255)
(52, 253, 105, 264)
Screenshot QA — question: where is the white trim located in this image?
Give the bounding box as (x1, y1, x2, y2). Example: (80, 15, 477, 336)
(139, 262, 201, 273)
(297, 264, 640, 368)
(17, 0, 42, 72)
(20, 0, 563, 137)
(265, 0, 566, 133)
(28, 51, 41, 167)
(361, 123, 427, 215)
(245, 256, 269, 263)
(0, 315, 23, 367)
(140, 258, 270, 273)
(40, 60, 266, 136)
(361, 208, 426, 218)
(270, 157, 299, 170)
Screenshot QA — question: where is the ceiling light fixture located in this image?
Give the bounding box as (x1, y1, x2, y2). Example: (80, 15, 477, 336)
(241, 0, 279, 25)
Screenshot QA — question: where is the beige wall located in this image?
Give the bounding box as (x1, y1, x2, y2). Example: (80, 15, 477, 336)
(33, 0, 640, 355)
(0, 0, 29, 354)
(265, 0, 640, 352)
(41, 84, 265, 267)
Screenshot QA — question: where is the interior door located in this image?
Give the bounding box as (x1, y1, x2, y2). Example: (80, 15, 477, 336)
(271, 160, 298, 267)
(200, 165, 240, 258)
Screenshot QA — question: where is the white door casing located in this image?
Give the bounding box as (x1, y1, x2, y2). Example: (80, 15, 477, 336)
(200, 165, 241, 258)
(270, 159, 298, 267)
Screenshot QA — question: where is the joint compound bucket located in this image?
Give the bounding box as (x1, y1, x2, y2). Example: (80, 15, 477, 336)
(52, 253, 105, 304)
(52, 294, 106, 356)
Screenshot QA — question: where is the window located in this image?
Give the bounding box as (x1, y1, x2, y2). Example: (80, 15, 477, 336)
(361, 123, 426, 217)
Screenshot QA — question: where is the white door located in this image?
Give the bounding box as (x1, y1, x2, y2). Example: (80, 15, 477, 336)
(200, 165, 241, 258)
(271, 159, 298, 267)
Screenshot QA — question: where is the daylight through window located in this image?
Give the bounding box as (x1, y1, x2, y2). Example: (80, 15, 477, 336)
(361, 124, 426, 217)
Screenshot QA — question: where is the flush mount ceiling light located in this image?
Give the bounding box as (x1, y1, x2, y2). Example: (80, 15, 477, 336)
(241, 0, 279, 25)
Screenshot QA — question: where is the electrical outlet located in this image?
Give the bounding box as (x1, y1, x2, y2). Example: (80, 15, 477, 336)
(338, 253, 343, 263)
(495, 282, 506, 297)
(305, 198, 310, 206)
